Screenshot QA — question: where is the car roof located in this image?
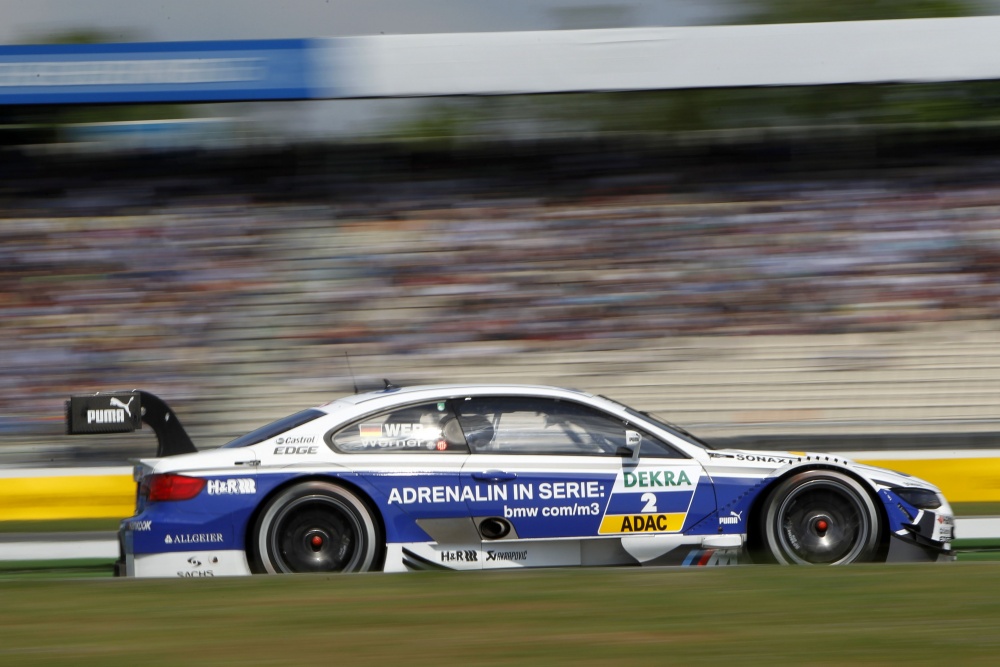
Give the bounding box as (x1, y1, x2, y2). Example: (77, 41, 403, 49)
(318, 384, 598, 414)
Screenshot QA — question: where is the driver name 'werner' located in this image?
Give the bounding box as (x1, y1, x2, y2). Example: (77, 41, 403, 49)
(388, 481, 604, 505)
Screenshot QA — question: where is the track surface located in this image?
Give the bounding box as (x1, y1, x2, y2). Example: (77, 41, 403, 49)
(3, 564, 1000, 665)
(2, 520, 998, 577)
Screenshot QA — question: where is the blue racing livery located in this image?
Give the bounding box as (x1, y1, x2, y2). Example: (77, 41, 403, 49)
(66, 384, 955, 578)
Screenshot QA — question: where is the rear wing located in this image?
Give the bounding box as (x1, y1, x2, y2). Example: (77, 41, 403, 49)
(65, 390, 197, 457)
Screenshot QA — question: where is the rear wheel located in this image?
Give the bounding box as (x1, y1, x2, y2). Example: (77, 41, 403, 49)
(762, 471, 882, 565)
(253, 482, 380, 574)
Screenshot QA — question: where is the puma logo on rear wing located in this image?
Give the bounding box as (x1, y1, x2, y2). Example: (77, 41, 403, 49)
(109, 396, 134, 417)
(65, 390, 197, 457)
(67, 392, 143, 433)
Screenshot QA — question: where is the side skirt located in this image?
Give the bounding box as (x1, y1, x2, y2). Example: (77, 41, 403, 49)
(129, 550, 253, 578)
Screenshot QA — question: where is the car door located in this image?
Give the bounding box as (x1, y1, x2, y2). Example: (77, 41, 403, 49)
(327, 400, 478, 569)
(455, 395, 712, 568)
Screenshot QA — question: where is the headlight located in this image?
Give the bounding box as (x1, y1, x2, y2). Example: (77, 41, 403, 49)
(892, 487, 942, 510)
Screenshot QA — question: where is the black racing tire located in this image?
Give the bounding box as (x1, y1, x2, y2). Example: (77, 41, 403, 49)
(762, 470, 882, 565)
(252, 481, 380, 574)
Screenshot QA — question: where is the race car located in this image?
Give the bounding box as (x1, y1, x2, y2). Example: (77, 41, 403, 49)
(66, 384, 955, 577)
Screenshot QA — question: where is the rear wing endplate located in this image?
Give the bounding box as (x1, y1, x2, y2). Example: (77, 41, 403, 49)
(65, 390, 197, 457)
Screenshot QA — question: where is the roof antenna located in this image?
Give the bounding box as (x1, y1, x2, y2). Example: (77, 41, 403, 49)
(383, 378, 399, 391)
(344, 352, 359, 394)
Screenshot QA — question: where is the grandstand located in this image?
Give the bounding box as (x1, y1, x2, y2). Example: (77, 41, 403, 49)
(3, 18, 1000, 464)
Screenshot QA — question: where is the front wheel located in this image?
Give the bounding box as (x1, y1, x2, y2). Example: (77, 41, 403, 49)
(762, 471, 882, 565)
(252, 482, 381, 574)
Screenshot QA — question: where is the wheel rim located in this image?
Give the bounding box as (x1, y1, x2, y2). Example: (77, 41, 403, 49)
(269, 496, 363, 573)
(774, 479, 872, 565)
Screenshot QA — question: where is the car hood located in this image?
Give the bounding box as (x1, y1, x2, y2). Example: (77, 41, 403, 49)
(706, 448, 807, 469)
(845, 460, 941, 492)
(705, 448, 942, 492)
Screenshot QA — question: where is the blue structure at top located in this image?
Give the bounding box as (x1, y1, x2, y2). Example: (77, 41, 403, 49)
(4, 20, 1000, 105)
(0, 40, 321, 105)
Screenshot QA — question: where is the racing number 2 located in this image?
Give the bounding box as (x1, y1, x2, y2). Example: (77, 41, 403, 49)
(641, 492, 657, 513)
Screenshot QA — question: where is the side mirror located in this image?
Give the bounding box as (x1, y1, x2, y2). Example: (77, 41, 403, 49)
(616, 430, 642, 458)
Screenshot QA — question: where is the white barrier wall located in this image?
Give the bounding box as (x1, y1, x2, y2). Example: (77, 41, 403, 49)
(323, 17, 1000, 98)
(5, 18, 1000, 105)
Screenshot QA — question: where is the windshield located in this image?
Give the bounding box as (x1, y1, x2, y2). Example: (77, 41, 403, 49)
(598, 394, 714, 450)
(632, 409, 714, 450)
(220, 409, 325, 448)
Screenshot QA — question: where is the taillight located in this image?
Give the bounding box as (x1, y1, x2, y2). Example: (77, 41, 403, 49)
(142, 473, 206, 502)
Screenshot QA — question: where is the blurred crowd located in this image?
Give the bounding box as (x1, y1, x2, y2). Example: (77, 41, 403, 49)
(3, 144, 1000, 457)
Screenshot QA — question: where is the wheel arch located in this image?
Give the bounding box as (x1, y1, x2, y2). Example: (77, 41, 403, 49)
(745, 463, 890, 563)
(244, 473, 387, 573)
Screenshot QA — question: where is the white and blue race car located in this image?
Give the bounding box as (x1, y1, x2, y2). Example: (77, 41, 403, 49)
(67, 384, 955, 577)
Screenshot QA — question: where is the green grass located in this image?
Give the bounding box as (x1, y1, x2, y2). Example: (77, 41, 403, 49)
(0, 518, 121, 534)
(0, 559, 116, 580)
(0, 565, 999, 666)
(0, 542, 996, 582)
(951, 502, 1000, 516)
(956, 552, 1000, 562)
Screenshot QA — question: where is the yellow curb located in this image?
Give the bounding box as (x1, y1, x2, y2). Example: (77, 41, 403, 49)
(1, 456, 997, 521)
(856, 457, 1000, 503)
(0, 475, 135, 521)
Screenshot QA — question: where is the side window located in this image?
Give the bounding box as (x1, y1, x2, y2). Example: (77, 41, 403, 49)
(454, 397, 632, 456)
(329, 402, 469, 454)
(632, 435, 686, 459)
